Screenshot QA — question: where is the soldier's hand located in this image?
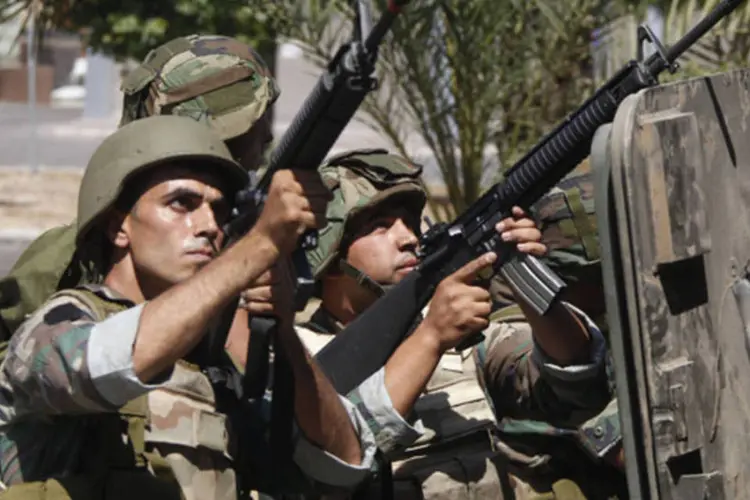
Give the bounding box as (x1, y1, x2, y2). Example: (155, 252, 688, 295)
(254, 170, 332, 256)
(420, 252, 497, 352)
(496, 206, 546, 256)
(239, 267, 282, 316)
(239, 259, 296, 319)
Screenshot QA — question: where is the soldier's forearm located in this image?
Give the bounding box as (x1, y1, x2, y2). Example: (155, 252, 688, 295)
(383, 323, 442, 416)
(278, 321, 363, 466)
(518, 299, 591, 366)
(132, 231, 279, 383)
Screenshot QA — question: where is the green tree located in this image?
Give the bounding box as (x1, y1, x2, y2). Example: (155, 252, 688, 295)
(661, 0, 750, 79)
(0, 0, 294, 71)
(289, 0, 747, 217)
(290, 0, 650, 217)
(3, 0, 745, 215)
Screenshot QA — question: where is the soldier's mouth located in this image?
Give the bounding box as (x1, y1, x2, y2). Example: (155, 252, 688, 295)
(186, 249, 214, 261)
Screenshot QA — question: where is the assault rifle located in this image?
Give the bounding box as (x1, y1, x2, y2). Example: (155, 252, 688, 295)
(210, 0, 412, 388)
(315, 0, 746, 395)
(205, 0, 412, 486)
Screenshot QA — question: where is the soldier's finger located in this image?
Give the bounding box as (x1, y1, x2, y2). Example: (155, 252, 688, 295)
(250, 269, 277, 287)
(464, 317, 490, 333)
(495, 217, 536, 234)
(511, 206, 528, 218)
(516, 242, 547, 256)
(242, 286, 276, 302)
(296, 211, 318, 233)
(470, 299, 492, 318)
(462, 285, 492, 301)
(500, 227, 541, 243)
(452, 252, 497, 283)
(241, 301, 277, 316)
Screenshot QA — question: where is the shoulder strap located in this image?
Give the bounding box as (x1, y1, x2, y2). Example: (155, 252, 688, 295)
(47, 287, 129, 322)
(301, 306, 338, 334)
(489, 304, 526, 323)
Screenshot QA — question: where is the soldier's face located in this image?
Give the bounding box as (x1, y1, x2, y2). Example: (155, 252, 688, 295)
(114, 164, 230, 293)
(345, 207, 421, 287)
(226, 111, 274, 171)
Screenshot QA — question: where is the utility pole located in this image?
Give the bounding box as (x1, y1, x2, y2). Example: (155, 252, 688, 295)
(26, 11, 37, 173)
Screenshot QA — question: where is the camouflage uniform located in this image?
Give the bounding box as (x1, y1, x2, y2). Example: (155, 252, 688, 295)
(1, 33, 279, 334)
(0, 117, 378, 499)
(297, 150, 611, 499)
(474, 162, 626, 499)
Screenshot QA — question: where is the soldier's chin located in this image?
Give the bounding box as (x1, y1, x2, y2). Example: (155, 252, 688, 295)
(170, 265, 205, 284)
(394, 266, 415, 279)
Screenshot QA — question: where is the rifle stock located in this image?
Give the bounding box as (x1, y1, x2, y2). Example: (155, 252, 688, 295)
(315, 0, 745, 395)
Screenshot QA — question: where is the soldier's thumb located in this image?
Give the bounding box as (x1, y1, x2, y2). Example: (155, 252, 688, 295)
(455, 252, 497, 282)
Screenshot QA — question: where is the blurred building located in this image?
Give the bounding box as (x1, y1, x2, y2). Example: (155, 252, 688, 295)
(0, 21, 83, 104)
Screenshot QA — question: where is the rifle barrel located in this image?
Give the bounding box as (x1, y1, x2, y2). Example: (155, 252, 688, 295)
(658, 0, 744, 70)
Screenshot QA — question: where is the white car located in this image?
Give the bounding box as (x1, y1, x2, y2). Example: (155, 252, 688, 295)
(50, 56, 87, 107)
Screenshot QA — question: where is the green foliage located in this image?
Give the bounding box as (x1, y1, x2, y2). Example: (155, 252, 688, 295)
(2, 0, 747, 214)
(0, 0, 295, 60)
(290, 0, 749, 215)
(290, 0, 642, 215)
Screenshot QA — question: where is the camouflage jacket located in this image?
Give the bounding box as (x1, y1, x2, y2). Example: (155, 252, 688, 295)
(473, 302, 610, 427)
(0, 285, 377, 497)
(295, 302, 610, 499)
(474, 304, 623, 497)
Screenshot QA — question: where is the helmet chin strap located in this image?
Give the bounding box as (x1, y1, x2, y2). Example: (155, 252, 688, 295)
(337, 259, 389, 298)
(336, 259, 424, 332)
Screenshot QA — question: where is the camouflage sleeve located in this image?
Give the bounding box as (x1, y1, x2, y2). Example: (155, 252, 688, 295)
(0, 296, 171, 420)
(474, 302, 609, 427)
(345, 367, 424, 453)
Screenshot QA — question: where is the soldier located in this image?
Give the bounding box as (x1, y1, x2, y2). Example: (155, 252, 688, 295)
(1, 33, 280, 333)
(240, 149, 610, 499)
(476, 163, 626, 499)
(0, 116, 378, 498)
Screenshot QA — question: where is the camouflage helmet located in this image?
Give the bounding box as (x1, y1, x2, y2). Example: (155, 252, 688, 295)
(306, 149, 427, 279)
(77, 115, 246, 245)
(120, 34, 280, 142)
(532, 160, 601, 282)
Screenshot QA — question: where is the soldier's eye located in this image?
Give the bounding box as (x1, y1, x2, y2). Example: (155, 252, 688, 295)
(364, 220, 391, 234)
(169, 196, 193, 212)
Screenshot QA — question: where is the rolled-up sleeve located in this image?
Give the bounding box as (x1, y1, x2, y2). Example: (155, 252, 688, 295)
(474, 302, 610, 427)
(531, 303, 607, 387)
(86, 303, 174, 406)
(345, 367, 424, 454)
(1, 296, 172, 419)
(292, 393, 378, 488)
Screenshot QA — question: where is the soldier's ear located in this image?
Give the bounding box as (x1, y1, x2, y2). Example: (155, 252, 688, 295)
(106, 210, 130, 249)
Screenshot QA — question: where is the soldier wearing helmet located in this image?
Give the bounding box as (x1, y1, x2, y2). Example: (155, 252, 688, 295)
(474, 161, 626, 499)
(1, 33, 280, 333)
(0, 116, 379, 498)
(240, 149, 609, 499)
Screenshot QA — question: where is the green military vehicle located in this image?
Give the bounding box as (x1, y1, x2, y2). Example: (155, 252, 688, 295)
(592, 66, 750, 499)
